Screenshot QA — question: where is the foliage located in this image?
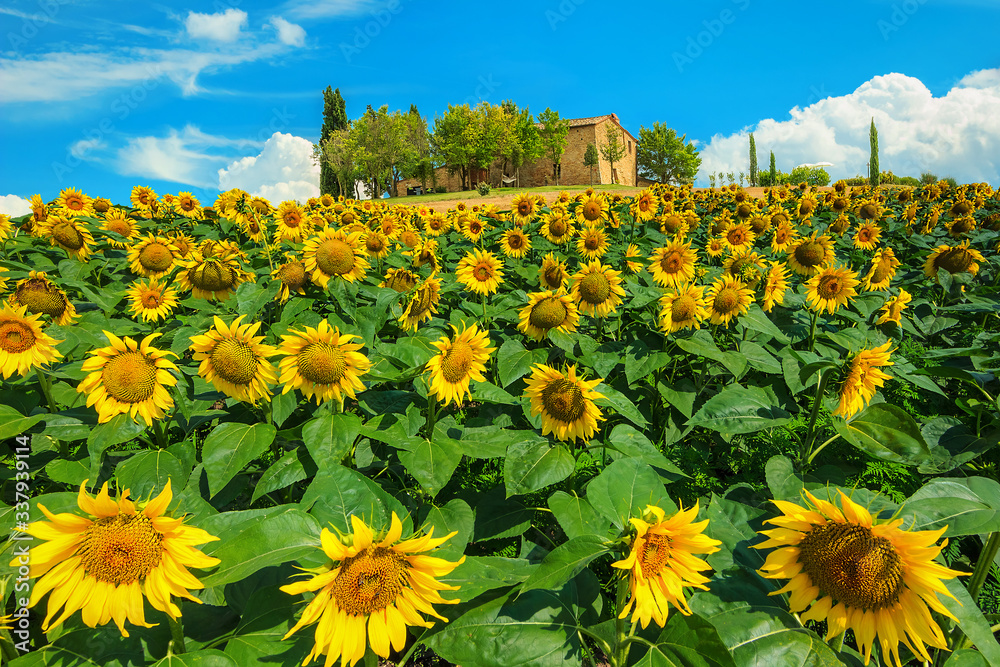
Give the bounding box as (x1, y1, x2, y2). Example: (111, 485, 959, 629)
(769, 150, 777, 186)
(636, 122, 700, 185)
(319, 86, 348, 198)
(537, 107, 570, 187)
(477, 181, 492, 196)
(870, 117, 880, 186)
(583, 142, 599, 186)
(599, 123, 628, 185)
(748, 133, 758, 187)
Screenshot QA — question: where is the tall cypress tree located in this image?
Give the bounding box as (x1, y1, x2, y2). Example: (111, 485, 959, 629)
(769, 151, 777, 186)
(749, 133, 758, 187)
(320, 87, 349, 197)
(869, 118, 880, 187)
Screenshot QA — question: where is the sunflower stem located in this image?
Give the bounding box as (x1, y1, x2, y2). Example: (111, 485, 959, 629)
(806, 434, 841, 465)
(152, 420, 168, 449)
(167, 616, 186, 655)
(807, 310, 819, 353)
(800, 370, 832, 470)
(35, 369, 57, 413)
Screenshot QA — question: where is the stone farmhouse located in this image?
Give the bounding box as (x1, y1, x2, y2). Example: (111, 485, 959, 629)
(396, 113, 638, 195)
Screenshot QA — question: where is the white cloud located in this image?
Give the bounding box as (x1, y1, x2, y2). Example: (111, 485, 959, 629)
(70, 138, 106, 159)
(698, 68, 1000, 186)
(268, 17, 307, 47)
(185, 9, 248, 42)
(217, 132, 319, 203)
(0, 194, 31, 217)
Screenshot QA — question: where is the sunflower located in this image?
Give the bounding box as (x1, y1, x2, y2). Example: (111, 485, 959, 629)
(130, 185, 158, 211)
(658, 284, 709, 333)
(796, 194, 819, 220)
(77, 332, 178, 425)
(805, 265, 860, 315)
(658, 211, 689, 237)
(101, 208, 140, 248)
(631, 190, 660, 222)
(762, 261, 790, 313)
(524, 364, 604, 442)
(55, 187, 95, 217)
(755, 489, 965, 667)
(828, 214, 851, 236)
(511, 192, 539, 225)
(459, 215, 488, 243)
(518, 291, 580, 341)
(576, 225, 609, 261)
(126, 279, 179, 323)
(877, 289, 912, 327)
(276, 320, 371, 405)
(612, 503, 721, 629)
(538, 252, 569, 290)
(570, 261, 626, 318)
(281, 512, 464, 667)
(303, 228, 369, 288)
(189, 316, 278, 404)
(425, 323, 495, 406)
(380, 268, 418, 293)
(167, 232, 195, 259)
(424, 212, 451, 236)
(456, 249, 505, 296)
(500, 228, 532, 259)
(648, 239, 697, 288)
(399, 275, 442, 332)
(705, 276, 754, 327)
(276, 201, 310, 243)
(406, 238, 440, 271)
(770, 218, 799, 255)
(0, 304, 63, 379)
(945, 215, 976, 238)
(362, 230, 391, 260)
(576, 193, 609, 226)
(704, 237, 727, 259)
(721, 222, 756, 253)
(723, 251, 767, 290)
(923, 240, 985, 281)
(9, 271, 77, 325)
(128, 234, 182, 279)
(236, 212, 269, 244)
(176, 251, 252, 301)
(539, 209, 576, 245)
(624, 243, 644, 273)
(853, 221, 883, 251)
(37, 214, 96, 261)
(862, 248, 901, 291)
(13, 480, 219, 637)
(833, 340, 894, 418)
(786, 232, 835, 276)
(273, 256, 308, 303)
(175, 191, 202, 219)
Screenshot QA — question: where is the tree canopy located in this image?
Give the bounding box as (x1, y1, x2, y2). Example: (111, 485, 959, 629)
(537, 108, 569, 186)
(636, 122, 701, 185)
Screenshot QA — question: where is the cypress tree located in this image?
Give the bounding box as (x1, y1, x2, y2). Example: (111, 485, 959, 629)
(769, 151, 777, 186)
(320, 87, 349, 197)
(869, 118, 880, 187)
(749, 133, 758, 187)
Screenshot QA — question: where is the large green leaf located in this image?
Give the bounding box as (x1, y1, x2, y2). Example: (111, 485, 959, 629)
(832, 403, 933, 467)
(705, 493, 767, 572)
(114, 449, 189, 500)
(595, 382, 649, 427)
(519, 535, 610, 594)
(940, 577, 1000, 666)
(688, 385, 792, 435)
(199, 506, 320, 588)
(87, 414, 146, 479)
(504, 439, 575, 497)
(675, 330, 747, 378)
(438, 555, 536, 601)
(497, 339, 547, 388)
(944, 650, 991, 667)
(607, 424, 687, 479)
(472, 488, 533, 541)
(201, 422, 277, 497)
(548, 491, 608, 540)
(151, 649, 238, 667)
(634, 612, 737, 667)
(765, 455, 804, 501)
(903, 476, 1000, 536)
(250, 447, 315, 504)
(587, 458, 674, 530)
(0, 404, 44, 440)
(422, 499, 474, 559)
(300, 464, 405, 534)
(396, 434, 463, 496)
(301, 412, 361, 469)
(223, 585, 309, 666)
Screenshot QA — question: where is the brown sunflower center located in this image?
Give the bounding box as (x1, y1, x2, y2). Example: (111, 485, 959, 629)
(408, 284, 435, 318)
(0, 321, 35, 354)
(341, 211, 355, 225)
(102, 351, 158, 403)
(297, 341, 347, 385)
(180, 198, 197, 211)
(138, 243, 175, 272)
(584, 233, 601, 250)
(210, 338, 258, 386)
(542, 264, 565, 289)
(737, 203, 753, 219)
(530, 297, 568, 330)
(283, 212, 301, 228)
(951, 218, 975, 235)
(549, 218, 567, 237)
(727, 228, 747, 246)
(440, 340, 474, 384)
(871, 261, 893, 285)
(952, 201, 972, 216)
(660, 250, 685, 274)
(582, 201, 602, 221)
(400, 230, 419, 248)
(857, 228, 873, 243)
(52, 222, 85, 250)
(507, 233, 525, 250)
(830, 217, 849, 235)
(541, 377, 586, 423)
(473, 264, 493, 282)
(79, 512, 163, 585)
(671, 295, 697, 323)
(774, 228, 791, 244)
(385, 270, 416, 293)
(859, 203, 878, 219)
(366, 235, 387, 254)
(578, 272, 611, 305)
(797, 522, 903, 611)
(332, 546, 408, 616)
(279, 262, 306, 290)
(817, 275, 844, 300)
(106, 219, 132, 237)
(662, 215, 684, 234)
(141, 290, 163, 308)
(794, 241, 825, 267)
(935, 248, 974, 274)
(639, 532, 672, 577)
(16, 281, 67, 317)
(517, 201, 533, 217)
(315, 239, 355, 276)
(714, 287, 740, 314)
(190, 261, 237, 292)
(638, 196, 654, 212)
(833, 198, 849, 212)
(65, 196, 85, 211)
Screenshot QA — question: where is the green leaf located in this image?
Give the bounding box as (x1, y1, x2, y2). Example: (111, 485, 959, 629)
(595, 382, 649, 427)
(45, 458, 90, 486)
(740, 305, 791, 343)
(497, 338, 545, 388)
(739, 340, 782, 375)
(675, 330, 747, 378)
(269, 390, 298, 427)
(688, 385, 792, 434)
(766, 455, 803, 501)
(658, 377, 697, 418)
(199, 507, 320, 588)
(114, 450, 189, 500)
(587, 458, 674, 530)
(472, 488, 532, 541)
(251, 447, 315, 504)
(201, 422, 277, 498)
(519, 535, 610, 595)
(0, 404, 44, 440)
(396, 435, 463, 497)
(422, 499, 474, 559)
(944, 650, 991, 667)
(903, 477, 1000, 536)
(438, 555, 535, 601)
(635, 612, 737, 667)
(705, 493, 767, 572)
(608, 424, 688, 479)
(87, 415, 146, 479)
(504, 439, 575, 496)
(940, 577, 1000, 666)
(151, 649, 238, 667)
(300, 464, 404, 534)
(223, 586, 308, 666)
(832, 403, 933, 468)
(625, 340, 672, 385)
(301, 412, 361, 469)
(548, 491, 608, 540)
(471, 379, 519, 405)
(459, 426, 537, 459)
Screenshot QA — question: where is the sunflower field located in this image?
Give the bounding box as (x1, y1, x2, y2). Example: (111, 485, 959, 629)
(1, 181, 1000, 667)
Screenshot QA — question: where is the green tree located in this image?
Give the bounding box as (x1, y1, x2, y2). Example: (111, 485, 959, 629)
(537, 108, 569, 186)
(749, 133, 758, 187)
(317, 127, 357, 199)
(769, 151, 777, 186)
(400, 104, 432, 193)
(351, 105, 416, 198)
(500, 101, 543, 189)
(432, 104, 478, 190)
(600, 123, 628, 184)
(583, 143, 599, 185)
(869, 118, 880, 187)
(635, 122, 700, 185)
(319, 87, 348, 197)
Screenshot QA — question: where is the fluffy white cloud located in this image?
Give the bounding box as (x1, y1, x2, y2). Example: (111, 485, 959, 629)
(70, 138, 105, 159)
(698, 68, 1000, 186)
(268, 17, 307, 47)
(185, 9, 248, 42)
(0, 194, 31, 217)
(217, 132, 319, 203)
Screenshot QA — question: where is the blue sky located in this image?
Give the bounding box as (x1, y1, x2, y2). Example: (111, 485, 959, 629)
(2, 0, 999, 211)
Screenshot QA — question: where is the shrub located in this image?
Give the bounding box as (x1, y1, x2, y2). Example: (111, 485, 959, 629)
(920, 172, 939, 184)
(788, 166, 831, 186)
(845, 176, 868, 186)
(477, 182, 492, 196)
(435, 185, 447, 193)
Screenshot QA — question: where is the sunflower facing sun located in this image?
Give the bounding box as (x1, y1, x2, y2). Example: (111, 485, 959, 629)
(276, 319, 372, 406)
(518, 291, 580, 341)
(189, 316, 278, 404)
(425, 322, 495, 406)
(524, 363, 604, 442)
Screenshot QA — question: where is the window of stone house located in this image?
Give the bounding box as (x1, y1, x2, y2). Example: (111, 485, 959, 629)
(628, 140, 632, 154)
